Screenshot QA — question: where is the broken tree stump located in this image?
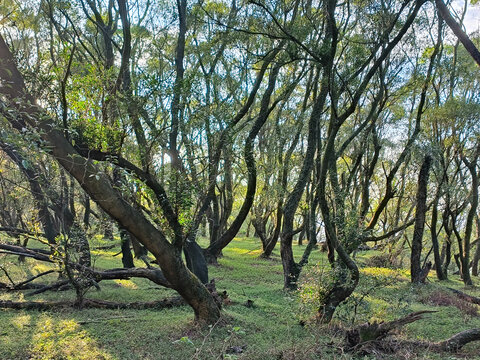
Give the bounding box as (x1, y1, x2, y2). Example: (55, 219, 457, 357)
(346, 311, 437, 348)
(346, 311, 480, 354)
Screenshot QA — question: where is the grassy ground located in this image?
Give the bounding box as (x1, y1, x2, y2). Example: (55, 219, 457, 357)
(1, 236, 480, 359)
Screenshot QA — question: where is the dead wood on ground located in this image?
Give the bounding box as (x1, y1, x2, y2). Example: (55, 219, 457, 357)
(448, 287, 480, 305)
(346, 310, 480, 355)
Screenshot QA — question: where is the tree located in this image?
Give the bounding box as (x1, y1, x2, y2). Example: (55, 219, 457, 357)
(411, 155, 432, 283)
(0, 34, 220, 323)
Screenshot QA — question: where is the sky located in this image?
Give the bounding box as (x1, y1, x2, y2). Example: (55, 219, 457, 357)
(453, 1, 480, 34)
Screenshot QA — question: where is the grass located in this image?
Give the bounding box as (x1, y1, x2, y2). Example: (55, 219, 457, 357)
(1, 236, 480, 359)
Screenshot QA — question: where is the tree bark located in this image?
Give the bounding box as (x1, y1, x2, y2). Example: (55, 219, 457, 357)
(120, 228, 135, 268)
(437, 329, 480, 352)
(431, 189, 447, 280)
(411, 155, 432, 283)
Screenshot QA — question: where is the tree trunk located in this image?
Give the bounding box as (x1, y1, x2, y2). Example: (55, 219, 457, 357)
(431, 192, 447, 280)
(0, 141, 59, 244)
(455, 156, 478, 286)
(472, 217, 480, 276)
(120, 228, 135, 268)
(442, 210, 452, 277)
(411, 155, 432, 283)
(280, 71, 325, 289)
(206, 55, 282, 262)
(0, 35, 220, 324)
(261, 202, 283, 258)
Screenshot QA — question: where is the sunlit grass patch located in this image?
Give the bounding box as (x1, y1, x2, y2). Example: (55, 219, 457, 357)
(31, 263, 56, 274)
(228, 247, 256, 255)
(361, 266, 409, 280)
(247, 249, 264, 256)
(112, 279, 138, 289)
(32, 315, 113, 360)
(10, 313, 31, 329)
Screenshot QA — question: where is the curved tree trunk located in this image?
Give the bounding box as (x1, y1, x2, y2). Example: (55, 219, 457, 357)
(0, 141, 58, 245)
(205, 53, 283, 262)
(280, 70, 326, 289)
(0, 35, 220, 324)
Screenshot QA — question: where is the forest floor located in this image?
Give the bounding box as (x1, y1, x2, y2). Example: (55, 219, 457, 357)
(1, 236, 480, 359)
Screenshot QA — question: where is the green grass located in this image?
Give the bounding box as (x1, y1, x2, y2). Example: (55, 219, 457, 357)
(1, 237, 480, 359)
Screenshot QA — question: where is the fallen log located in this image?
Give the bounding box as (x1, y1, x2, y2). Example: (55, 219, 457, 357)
(346, 311, 436, 348)
(0, 296, 185, 310)
(437, 328, 480, 351)
(25, 267, 174, 296)
(346, 311, 480, 354)
(0, 270, 59, 292)
(26, 280, 71, 296)
(1, 281, 229, 310)
(0, 243, 52, 262)
(82, 297, 185, 309)
(0, 243, 173, 290)
(448, 287, 480, 305)
(0, 282, 49, 291)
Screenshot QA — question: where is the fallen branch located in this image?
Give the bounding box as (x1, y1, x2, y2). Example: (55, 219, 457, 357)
(0, 265, 15, 286)
(0, 243, 52, 262)
(0, 243, 173, 290)
(448, 287, 480, 305)
(82, 297, 185, 309)
(26, 280, 70, 296)
(76, 315, 135, 324)
(0, 296, 185, 310)
(25, 267, 174, 296)
(13, 270, 56, 289)
(437, 328, 480, 351)
(0, 266, 56, 292)
(346, 311, 437, 348)
(346, 311, 480, 355)
(0, 282, 47, 291)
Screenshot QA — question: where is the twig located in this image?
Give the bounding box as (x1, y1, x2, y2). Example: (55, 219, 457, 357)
(13, 270, 56, 289)
(26, 280, 70, 296)
(0, 266, 15, 286)
(77, 315, 135, 324)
